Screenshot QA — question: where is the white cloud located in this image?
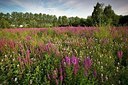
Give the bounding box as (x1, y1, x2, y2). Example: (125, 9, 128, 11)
(9, 0, 90, 18)
(10, 0, 128, 18)
(115, 4, 128, 15)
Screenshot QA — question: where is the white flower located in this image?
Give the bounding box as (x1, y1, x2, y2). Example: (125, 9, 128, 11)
(30, 79, 33, 84)
(100, 55, 102, 58)
(101, 73, 103, 77)
(17, 64, 19, 67)
(1, 59, 3, 62)
(13, 58, 15, 61)
(105, 76, 108, 80)
(116, 67, 119, 72)
(10, 55, 12, 57)
(110, 56, 112, 59)
(5, 55, 7, 58)
(98, 61, 101, 65)
(119, 80, 121, 84)
(116, 67, 119, 70)
(14, 77, 17, 82)
(101, 66, 103, 70)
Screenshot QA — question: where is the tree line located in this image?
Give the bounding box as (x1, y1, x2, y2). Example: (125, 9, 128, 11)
(0, 2, 128, 28)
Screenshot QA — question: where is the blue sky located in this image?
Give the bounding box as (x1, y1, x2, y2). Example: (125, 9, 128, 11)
(0, 0, 128, 18)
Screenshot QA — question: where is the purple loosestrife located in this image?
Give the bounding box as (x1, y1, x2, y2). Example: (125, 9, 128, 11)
(83, 57, 92, 76)
(18, 49, 32, 67)
(93, 69, 97, 77)
(52, 68, 59, 85)
(71, 55, 79, 65)
(71, 55, 79, 75)
(44, 44, 50, 52)
(73, 64, 79, 75)
(53, 68, 58, 79)
(25, 49, 31, 65)
(17, 56, 24, 67)
(44, 42, 53, 52)
(117, 51, 123, 59)
(47, 73, 51, 80)
(65, 56, 71, 66)
(26, 36, 31, 41)
(84, 57, 92, 70)
(61, 58, 66, 67)
(59, 66, 63, 82)
(55, 79, 59, 85)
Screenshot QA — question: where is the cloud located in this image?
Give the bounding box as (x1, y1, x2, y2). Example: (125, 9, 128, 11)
(115, 4, 128, 15)
(9, 0, 90, 18)
(1, 0, 128, 18)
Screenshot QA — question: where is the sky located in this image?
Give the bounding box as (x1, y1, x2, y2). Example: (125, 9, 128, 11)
(0, 0, 128, 18)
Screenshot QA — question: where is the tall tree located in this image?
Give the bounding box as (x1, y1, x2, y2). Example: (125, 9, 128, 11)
(103, 5, 118, 26)
(92, 2, 104, 26)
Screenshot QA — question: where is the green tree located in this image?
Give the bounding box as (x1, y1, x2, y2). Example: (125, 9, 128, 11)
(0, 18, 10, 28)
(103, 5, 119, 26)
(61, 16, 69, 26)
(86, 16, 93, 26)
(92, 2, 104, 26)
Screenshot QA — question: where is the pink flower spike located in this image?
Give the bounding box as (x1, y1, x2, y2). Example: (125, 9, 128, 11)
(117, 51, 123, 59)
(65, 56, 71, 66)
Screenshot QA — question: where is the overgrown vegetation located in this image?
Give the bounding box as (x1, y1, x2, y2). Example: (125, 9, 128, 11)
(0, 27, 128, 84)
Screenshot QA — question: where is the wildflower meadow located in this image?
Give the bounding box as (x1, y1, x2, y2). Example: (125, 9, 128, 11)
(0, 27, 128, 85)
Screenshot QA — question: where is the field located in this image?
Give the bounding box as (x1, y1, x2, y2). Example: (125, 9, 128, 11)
(0, 27, 128, 85)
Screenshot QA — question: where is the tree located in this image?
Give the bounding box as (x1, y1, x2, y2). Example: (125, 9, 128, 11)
(0, 18, 10, 28)
(119, 15, 128, 26)
(86, 16, 93, 26)
(58, 16, 62, 26)
(80, 18, 86, 26)
(92, 2, 104, 26)
(61, 16, 69, 26)
(103, 5, 119, 26)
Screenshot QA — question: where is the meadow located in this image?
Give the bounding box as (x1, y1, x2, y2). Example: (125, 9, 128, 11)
(0, 27, 128, 85)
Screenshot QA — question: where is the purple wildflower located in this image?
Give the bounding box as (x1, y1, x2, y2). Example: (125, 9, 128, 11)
(53, 69, 57, 79)
(71, 55, 78, 65)
(47, 73, 51, 80)
(84, 57, 92, 70)
(55, 79, 58, 85)
(93, 69, 97, 77)
(60, 75, 63, 82)
(17, 57, 22, 63)
(84, 70, 88, 76)
(117, 51, 123, 59)
(65, 56, 71, 66)
(26, 36, 31, 41)
(73, 64, 79, 75)
(59, 65, 63, 82)
(26, 49, 30, 59)
(61, 58, 66, 66)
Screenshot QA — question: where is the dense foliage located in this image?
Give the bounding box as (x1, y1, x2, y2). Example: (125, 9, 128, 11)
(0, 12, 86, 28)
(0, 27, 128, 84)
